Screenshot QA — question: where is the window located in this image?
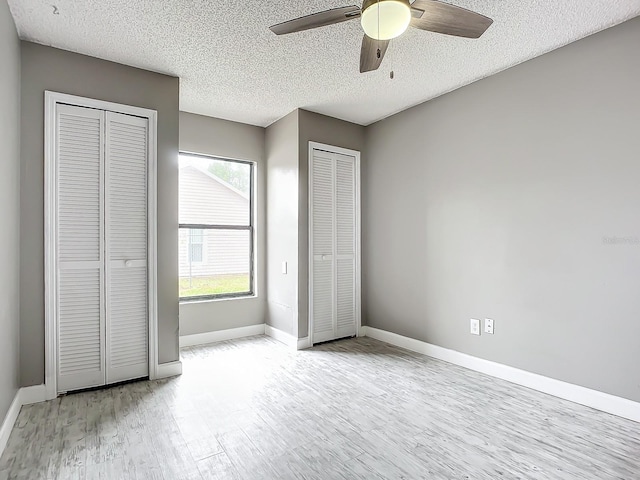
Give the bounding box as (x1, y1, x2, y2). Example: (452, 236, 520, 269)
(188, 229, 204, 263)
(179, 153, 254, 300)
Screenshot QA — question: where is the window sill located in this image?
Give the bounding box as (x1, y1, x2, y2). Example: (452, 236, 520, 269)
(179, 294, 257, 305)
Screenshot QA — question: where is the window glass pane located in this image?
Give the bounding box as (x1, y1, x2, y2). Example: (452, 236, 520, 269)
(179, 155, 251, 226)
(190, 229, 204, 243)
(188, 229, 204, 263)
(179, 228, 251, 298)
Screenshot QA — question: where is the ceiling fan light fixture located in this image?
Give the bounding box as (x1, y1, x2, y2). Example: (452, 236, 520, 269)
(361, 0, 411, 41)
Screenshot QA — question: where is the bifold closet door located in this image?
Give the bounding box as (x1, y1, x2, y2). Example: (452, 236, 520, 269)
(311, 150, 335, 343)
(56, 104, 106, 392)
(105, 112, 149, 384)
(334, 153, 357, 340)
(56, 106, 149, 393)
(311, 149, 357, 344)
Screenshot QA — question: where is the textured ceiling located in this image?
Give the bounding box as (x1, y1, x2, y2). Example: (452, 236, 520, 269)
(8, 0, 640, 127)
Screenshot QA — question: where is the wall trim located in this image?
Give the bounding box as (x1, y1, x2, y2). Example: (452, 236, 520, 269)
(19, 385, 48, 406)
(363, 326, 640, 423)
(0, 385, 49, 458)
(0, 391, 22, 458)
(297, 336, 311, 350)
(265, 324, 296, 348)
(265, 325, 309, 350)
(156, 361, 183, 379)
(179, 324, 266, 348)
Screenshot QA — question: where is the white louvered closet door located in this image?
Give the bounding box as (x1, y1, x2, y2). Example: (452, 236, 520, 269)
(56, 104, 106, 392)
(105, 112, 149, 384)
(334, 152, 357, 339)
(310, 148, 358, 344)
(311, 150, 335, 343)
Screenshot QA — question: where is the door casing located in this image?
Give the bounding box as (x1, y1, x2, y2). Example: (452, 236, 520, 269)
(44, 91, 159, 399)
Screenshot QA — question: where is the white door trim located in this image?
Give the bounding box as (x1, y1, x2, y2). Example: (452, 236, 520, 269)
(308, 141, 361, 347)
(44, 91, 159, 400)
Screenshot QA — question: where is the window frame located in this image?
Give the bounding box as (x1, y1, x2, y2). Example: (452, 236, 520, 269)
(179, 152, 255, 302)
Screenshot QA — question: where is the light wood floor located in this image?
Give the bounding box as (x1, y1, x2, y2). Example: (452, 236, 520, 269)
(1, 335, 639, 479)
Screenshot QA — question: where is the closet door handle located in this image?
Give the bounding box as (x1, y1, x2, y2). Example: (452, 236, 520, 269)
(125, 260, 132, 267)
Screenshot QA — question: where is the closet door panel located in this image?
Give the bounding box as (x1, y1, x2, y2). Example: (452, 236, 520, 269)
(58, 269, 103, 391)
(335, 258, 356, 338)
(312, 260, 334, 342)
(311, 151, 335, 343)
(335, 154, 356, 338)
(105, 112, 149, 383)
(56, 104, 106, 392)
(335, 154, 355, 257)
(312, 151, 334, 256)
(109, 266, 148, 377)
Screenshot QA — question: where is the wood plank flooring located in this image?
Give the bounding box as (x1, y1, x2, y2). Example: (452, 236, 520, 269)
(1, 335, 639, 479)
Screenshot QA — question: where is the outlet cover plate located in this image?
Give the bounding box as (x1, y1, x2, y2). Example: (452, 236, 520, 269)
(485, 318, 494, 334)
(470, 318, 481, 336)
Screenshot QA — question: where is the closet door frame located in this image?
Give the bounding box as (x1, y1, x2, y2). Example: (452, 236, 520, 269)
(308, 141, 361, 347)
(44, 91, 159, 400)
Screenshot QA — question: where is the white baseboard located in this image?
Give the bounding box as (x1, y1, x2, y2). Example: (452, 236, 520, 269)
(297, 336, 311, 350)
(364, 326, 640, 423)
(0, 384, 49, 459)
(19, 385, 48, 405)
(0, 390, 22, 459)
(156, 361, 183, 379)
(265, 325, 309, 350)
(180, 324, 266, 348)
(265, 324, 296, 348)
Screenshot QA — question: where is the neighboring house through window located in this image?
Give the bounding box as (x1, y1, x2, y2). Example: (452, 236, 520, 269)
(188, 229, 204, 263)
(179, 153, 254, 300)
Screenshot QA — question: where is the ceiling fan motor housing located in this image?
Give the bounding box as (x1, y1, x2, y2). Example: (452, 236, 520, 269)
(361, 0, 412, 40)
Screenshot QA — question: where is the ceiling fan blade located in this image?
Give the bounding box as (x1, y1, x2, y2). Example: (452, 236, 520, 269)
(409, 0, 493, 39)
(270, 6, 361, 35)
(360, 35, 390, 73)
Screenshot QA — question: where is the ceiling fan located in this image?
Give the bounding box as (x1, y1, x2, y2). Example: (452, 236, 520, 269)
(269, 0, 493, 73)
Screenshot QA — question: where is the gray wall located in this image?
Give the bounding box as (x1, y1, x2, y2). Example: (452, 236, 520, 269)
(265, 110, 300, 336)
(20, 42, 180, 386)
(263, 108, 365, 339)
(297, 110, 365, 338)
(364, 17, 640, 402)
(0, 0, 21, 420)
(179, 112, 266, 335)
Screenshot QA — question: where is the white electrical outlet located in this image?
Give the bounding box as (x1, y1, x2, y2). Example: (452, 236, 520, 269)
(485, 318, 494, 335)
(470, 318, 481, 336)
